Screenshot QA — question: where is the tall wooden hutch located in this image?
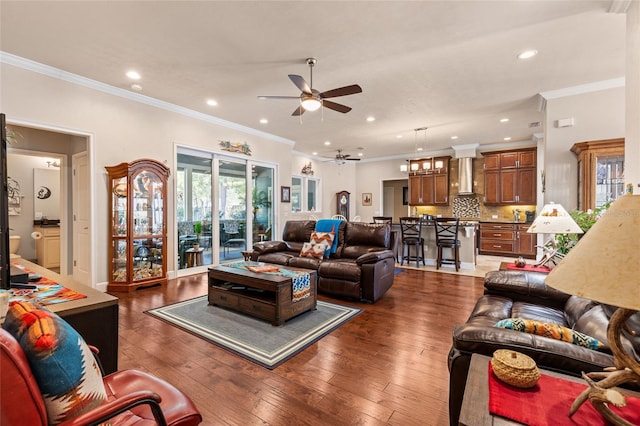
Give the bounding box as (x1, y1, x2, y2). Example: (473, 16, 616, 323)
(106, 159, 170, 292)
(571, 138, 624, 211)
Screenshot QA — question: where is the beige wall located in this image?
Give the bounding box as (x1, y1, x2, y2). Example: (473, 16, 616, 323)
(2, 63, 295, 285)
(544, 86, 625, 210)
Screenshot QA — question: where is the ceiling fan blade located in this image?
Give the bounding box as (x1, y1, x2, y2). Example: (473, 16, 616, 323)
(323, 100, 352, 114)
(258, 95, 299, 100)
(289, 74, 311, 94)
(346, 158, 361, 161)
(320, 84, 362, 99)
(292, 105, 305, 116)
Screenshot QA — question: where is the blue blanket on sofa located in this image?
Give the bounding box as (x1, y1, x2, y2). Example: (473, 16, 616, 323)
(315, 219, 343, 254)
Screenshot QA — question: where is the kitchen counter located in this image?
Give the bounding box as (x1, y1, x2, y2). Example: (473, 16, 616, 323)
(393, 221, 478, 270)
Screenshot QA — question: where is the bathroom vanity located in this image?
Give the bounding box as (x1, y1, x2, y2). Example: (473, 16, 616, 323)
(33, 224, 60, 268)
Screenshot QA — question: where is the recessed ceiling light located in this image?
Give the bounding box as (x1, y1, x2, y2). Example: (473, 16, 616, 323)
(451, 135, 459, 140)
(397, 135, 403, 139)
(206, 99, 218, 106)
(504, 137, 512, 141)
(130, 84, 143, 91)
(366, 116, 375, 122)
(357, 152, 363, 157)
(517, 50, 538, 60)
(312, 151, 318, 155)
(126, 70, 141, 80)
(417, 147, 423, 152)
(324, 141, 331, 146)
(500, 118, 509, 123)
(259, 118, 268, 124)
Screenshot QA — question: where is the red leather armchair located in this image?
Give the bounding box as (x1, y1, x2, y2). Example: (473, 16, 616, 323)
(0, 328, 202, 426)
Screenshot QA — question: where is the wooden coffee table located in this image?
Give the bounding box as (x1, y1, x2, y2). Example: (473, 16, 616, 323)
(208, 263, 317, 326)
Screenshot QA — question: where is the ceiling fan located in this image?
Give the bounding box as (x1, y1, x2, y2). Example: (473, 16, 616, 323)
(330, 149, 361, 165)
(258, 58, 363, 116)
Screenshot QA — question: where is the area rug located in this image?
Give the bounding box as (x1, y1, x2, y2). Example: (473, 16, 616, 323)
(146, 296, 361, 369)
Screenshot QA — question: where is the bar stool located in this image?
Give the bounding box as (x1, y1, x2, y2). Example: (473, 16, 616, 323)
(372, 216, 392, 224)
(399, 216, 425, 267)
(434, 217, 461, 271)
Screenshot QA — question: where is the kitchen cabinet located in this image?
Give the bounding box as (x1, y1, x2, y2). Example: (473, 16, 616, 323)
(515, 224, 536, 257)
(106, 159, 170, 292)
(408, 156, 450, 205)
(478, 223, 535, 258)
(482, 148, 536, 205)
(571, 138, 624, 211)
(34, 225, 60, 268)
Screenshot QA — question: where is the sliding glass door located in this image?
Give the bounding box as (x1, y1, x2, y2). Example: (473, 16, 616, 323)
(176, 152, 213, 270)
(176, 148, 275, 272)
(218, 159, 247, 262)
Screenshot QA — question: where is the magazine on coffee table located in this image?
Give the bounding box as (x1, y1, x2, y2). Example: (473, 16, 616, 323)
(245, 264, 280, 273)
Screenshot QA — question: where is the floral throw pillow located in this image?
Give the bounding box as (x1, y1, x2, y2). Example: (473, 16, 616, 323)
(495, 318, 604, 351)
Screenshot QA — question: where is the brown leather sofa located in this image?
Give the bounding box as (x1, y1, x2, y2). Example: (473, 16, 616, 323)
(251, 220, 396, 302)
(447, 269, 640, 425)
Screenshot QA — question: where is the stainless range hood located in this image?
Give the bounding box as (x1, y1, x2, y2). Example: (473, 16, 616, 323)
(458, 157, 474, 195)
(452, 144, 478, 195)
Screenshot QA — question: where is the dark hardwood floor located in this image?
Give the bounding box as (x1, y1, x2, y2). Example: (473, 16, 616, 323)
(113, 268, 485, 425)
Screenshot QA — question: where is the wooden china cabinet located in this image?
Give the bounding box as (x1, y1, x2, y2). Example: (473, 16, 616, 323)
(571, 138, 625, 211)
(106, 159, 170, 292)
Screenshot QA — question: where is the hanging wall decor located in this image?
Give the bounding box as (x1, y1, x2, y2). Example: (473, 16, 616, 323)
(301, 162, 314, 175)
(219, 140, 252, 156)
(7, 176, 21, 215)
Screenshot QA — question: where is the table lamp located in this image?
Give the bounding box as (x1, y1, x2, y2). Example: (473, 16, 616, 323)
(544, 194, 640, 425)
(527, 202, 584, 268)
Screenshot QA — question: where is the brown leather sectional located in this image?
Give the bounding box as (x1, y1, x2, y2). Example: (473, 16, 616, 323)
(448, 270, 640, 425)
(251, 220, 396, 303)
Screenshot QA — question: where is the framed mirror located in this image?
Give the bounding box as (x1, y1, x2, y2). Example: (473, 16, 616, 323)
(34, 168, 60, 220)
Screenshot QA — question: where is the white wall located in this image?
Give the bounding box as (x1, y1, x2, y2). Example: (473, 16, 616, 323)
(353, 159, 408, 222)
(544, 86, 625, 209)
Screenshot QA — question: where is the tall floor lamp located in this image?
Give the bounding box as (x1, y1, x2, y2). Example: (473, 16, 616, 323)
(544, 195, 640, 425)
(527, 202, 583, 268)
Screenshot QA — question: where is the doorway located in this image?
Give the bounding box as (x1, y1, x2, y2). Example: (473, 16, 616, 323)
(5, 123, 91, 285)
(176, 147, 276, 274)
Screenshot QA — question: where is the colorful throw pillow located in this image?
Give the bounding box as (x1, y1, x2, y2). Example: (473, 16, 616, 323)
(300, 242, 326, 259)
(2, 301, 107, 424)
(494, 318, 604, 351)
(310, 231, 335, 258)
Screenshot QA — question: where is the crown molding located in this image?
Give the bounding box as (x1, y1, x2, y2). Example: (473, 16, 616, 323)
(539, 77, 625, 101)
(0, 51, 295, 147)
(608, 0, 632, 14)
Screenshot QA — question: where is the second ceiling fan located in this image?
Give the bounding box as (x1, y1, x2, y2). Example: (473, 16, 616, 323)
(258, 58, 363, 116)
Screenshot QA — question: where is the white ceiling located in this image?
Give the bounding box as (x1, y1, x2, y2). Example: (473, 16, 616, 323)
(0, 1, 627, 161)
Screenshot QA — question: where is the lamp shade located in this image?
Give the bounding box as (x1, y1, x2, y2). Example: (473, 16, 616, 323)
(527, 203, 584, 234)
(544, 195, 640, 310)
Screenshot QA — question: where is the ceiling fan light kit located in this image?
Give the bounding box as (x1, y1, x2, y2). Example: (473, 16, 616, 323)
(300, 94, 322, 111)
(258, 57, 362, 116)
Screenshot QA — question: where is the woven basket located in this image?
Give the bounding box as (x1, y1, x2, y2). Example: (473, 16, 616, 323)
(491, 350, 540, 388)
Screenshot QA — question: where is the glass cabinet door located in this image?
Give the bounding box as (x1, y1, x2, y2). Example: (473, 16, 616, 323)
(110, 176, 128, 283)
(132, 169, 164, 282)
(594, 154, 624, 208)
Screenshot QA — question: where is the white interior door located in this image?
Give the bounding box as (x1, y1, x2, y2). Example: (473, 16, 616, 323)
(72, 152, 91, 285)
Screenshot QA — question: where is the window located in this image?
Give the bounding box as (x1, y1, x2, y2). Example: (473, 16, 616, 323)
(291, 175, 320, 213)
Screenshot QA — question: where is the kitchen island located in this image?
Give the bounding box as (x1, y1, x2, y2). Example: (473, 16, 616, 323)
(393, 220, 478, 270)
